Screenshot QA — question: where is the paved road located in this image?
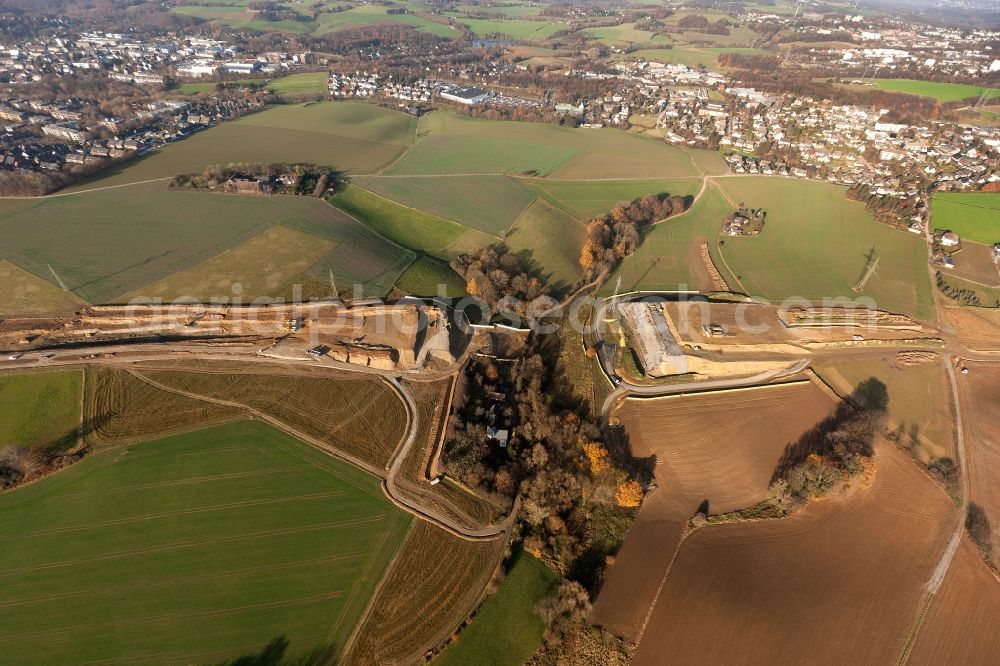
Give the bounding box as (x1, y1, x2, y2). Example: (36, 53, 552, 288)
(601, 358, 811, 416)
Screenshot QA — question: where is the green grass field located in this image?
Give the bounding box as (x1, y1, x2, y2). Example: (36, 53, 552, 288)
(173, 3, 456, 37)
(0, 260, 87, 315)
(0, 420, 410, 664)
(456, 4, 542, 16)
(316, 6, 456, 37)
(353, 175, 536, 236)
(178, 78, 266, 95)
(119, 225, 337, 303)
(583, 22, 670, 46)
(868, 79, 1000, 103)
(266, 72, 329, 95)
(65, 103, 415, 191)
(505, 198, 585, 292)
(520, 177, 702, 220)
(436, 553, 558, 666)
(607, 182, 733, 294)
(932, 192, 1000, 244)
(715, 177, 936, 320)
(451, 17, 564, 40)
(395, 256, 469, 297)
(330, 183, 484, 258)
(0, 369, 82, 449)
(622, 46, 771, 70)
(387, 111, 713, 179)
(0, 183, 413, 303)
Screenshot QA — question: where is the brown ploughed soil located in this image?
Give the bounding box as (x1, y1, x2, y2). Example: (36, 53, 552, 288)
(591, 381, 837, 640)
(631, 444, 955, 665)
(909, 537, 1000, 665)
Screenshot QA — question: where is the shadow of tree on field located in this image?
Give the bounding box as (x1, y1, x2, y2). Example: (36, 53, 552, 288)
(215, 636, 289, 666)
(211, 636, 341, 666)
(770, 377, 888, 485)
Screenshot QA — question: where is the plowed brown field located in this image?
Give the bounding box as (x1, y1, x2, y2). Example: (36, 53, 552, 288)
(909, 537, 1000, 665)
(956, 361, 1000, 567)
(591, 381, 837, 640)
(631, 444, 955, 665)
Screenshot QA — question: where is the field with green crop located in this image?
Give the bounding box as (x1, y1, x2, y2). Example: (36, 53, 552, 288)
(436, 553, 559, 666)
(584, 22, 670, 46)
(395, 256, 469, 297)
(266, 72, 329, 95)
(932, 192, 1000, 244)
(0, 370, 82, 449)
(607, 183, 735, 293)
(0, 183, 412, 303)
(505, 199, 586, 292)
(387, 111, 712, 179)
(65, 103, 415, 191)
(120, 225, 337, 303)
(521, 177, 701, 220)
(451, 17, 564, 40)
(0, 420, 410, 664)
(173, 2, 456, 37)
(354, 175, 536, 236)
(868, 79, 1000, 103)
(178, 78, 266, 95)
(622, 46, 771, 69)
(715, 177, 936, 320)
(0, 260, 86, 315)
(330, 183, 490, 258)
(315, 6, 456, 37)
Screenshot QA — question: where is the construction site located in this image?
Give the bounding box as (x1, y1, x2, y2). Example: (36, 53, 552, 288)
(0, 299, 467, 372)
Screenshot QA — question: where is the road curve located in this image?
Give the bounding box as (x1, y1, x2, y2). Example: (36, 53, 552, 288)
(382, 376, 515, 541)
(601, 358, 811, 416)
(1, 342, 511, 542)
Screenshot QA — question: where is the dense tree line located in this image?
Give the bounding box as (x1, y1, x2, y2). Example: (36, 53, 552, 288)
(676, 14, 731, 36)
(936, 271, 994, 307)
(775, 30, 855, 44)
(966, 502, 994, 562)
(579, 193, 691, 282)
(846, 184, 922, 228)
(451, 246, 547, 317)
(169, 162, 344, 197)
(448, 103, 580, 127)
(443, 352, 651, 587)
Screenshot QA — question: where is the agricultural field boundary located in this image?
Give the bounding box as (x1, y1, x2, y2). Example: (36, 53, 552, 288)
(126, 368, 388, 478)
(125, 366, 507, 540)
(348, 182, 503, 239)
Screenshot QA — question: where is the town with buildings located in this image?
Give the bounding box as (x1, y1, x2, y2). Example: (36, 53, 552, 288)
(1, 1, 999, 664)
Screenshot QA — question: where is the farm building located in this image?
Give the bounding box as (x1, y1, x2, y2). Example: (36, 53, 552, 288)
(224, 176, 274, 195)
(940, 231, 961, 247)
(724, 215, 751, 236)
